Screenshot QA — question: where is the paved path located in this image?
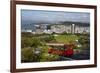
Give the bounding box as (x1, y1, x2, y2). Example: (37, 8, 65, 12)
(46, 43, 64, 46)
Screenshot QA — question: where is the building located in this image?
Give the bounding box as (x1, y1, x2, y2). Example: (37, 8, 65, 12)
(75, 25, 90, 33)
(50, 23, 89, 34)
(51, 24, 72, 33)
(21, 22, 90, 34)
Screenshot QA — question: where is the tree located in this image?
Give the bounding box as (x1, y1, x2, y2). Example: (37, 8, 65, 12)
(21, 47, 34, 62)
(21, 37, 33, 48)
(47, 25, 51, 30)
(41, 35, 55, 42)
(21, 32, 33, 37)
(62, 31, 67, 35)
(78, 35, 90, 49)
(31, 37, 43, 48)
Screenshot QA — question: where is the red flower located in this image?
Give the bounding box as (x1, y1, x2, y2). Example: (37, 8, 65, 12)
(64, 48, 73, 56)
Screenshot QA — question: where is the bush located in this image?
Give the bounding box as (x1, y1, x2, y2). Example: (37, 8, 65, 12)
(21, 32, 33, 37)
(41, 35, 55, 42)
(78, 35, 90, 49)
(21, 37, 33, 48)
(21, 47, 34, 62)
(61, 31, 67, 35)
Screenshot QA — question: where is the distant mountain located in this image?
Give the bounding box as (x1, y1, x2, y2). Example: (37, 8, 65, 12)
(61, 21, 90, 26)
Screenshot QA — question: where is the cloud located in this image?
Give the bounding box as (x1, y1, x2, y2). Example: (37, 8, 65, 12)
(21, 10, 90, 24)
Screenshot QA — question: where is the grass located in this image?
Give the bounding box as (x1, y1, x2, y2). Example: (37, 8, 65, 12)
(54, 34, 79, 44)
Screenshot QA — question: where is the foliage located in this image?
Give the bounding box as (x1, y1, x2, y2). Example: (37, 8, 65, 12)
(44, 35, 55, 42)
(21, 32, 33, 37)
(78, 35, 90, 44)
(47, 25, 51, 30)
(39, 45, 60, 62)
(39, 35, 56, 43)
(61, 31, 67, 35)
(21, 36, 44, 48)
(21, 32, 90, 62)
(21, 44, 60, 62)
(21, 37, 33, 48)
(78, 35, 90, 49)
(21, 47, 34, 62)
(31, 37, 43, 48)
(52, 32, 56, 34)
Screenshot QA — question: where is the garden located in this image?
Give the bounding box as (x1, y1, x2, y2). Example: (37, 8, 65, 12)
(21, 32, 90, 63)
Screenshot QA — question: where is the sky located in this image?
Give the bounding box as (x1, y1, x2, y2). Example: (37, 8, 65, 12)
(21, 9, 90, 25)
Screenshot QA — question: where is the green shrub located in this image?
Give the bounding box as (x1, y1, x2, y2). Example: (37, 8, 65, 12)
(21, 37, 33, 48)
(21, 47, 34, 62)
